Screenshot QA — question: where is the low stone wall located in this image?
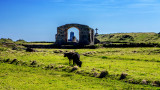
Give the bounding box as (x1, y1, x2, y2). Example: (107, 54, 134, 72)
(23, 44, 98, 49)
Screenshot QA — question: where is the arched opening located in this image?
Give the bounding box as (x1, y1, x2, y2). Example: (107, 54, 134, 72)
(67, 27, 79, 43)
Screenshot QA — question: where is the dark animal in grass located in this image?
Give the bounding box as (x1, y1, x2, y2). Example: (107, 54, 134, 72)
(26, 47, 35, 52)
(64, 52, 82, 67)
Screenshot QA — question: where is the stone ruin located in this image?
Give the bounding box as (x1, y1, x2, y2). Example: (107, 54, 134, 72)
(55, 23, 95, 45)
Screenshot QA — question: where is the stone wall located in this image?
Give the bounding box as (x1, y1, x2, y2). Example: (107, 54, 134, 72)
(55, 24, 94, 45)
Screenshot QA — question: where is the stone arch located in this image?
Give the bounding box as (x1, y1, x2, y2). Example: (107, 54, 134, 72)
(55, 23, 94, 45)
(67, 27, 80, 42)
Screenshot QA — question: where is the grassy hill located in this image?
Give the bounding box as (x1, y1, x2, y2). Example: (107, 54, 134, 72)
(96, 32, 160, 44)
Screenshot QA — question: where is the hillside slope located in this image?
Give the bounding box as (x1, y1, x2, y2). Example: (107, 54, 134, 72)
(96, 32, 160, 43)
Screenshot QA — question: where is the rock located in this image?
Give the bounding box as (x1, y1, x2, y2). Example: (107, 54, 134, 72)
(10, 59, 18, 64)
(99, 70, 108, 78)
(141, 80, 148, 85)
(71, 66, 79, 72)
(93, 72, 98, 77)
(30, 60, 37, 65)
(119, 72, 128, 80)
(26, 47, 35, 52)
(152, 81, 160, 86)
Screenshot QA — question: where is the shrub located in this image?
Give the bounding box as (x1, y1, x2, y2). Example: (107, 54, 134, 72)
(0, 38, 13, 44)
(16, 39, 26, 44)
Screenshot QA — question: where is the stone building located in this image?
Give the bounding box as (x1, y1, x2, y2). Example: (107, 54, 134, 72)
(68, 31, 74, 41)
(55, 23, 94, 45)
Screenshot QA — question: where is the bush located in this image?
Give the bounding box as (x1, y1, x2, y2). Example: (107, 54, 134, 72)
(0, 38, 13, 44)
(15, 39, 27, 44)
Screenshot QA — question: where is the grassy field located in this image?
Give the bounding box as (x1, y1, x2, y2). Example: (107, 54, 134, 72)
(1, 63, 156, 90)
(1, 46, 160, 89)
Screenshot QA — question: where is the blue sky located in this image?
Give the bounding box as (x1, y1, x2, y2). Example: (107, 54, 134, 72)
(0, 0, 160, 41)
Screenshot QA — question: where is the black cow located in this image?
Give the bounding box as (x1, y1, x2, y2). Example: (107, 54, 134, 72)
(64, 52, 82, 67)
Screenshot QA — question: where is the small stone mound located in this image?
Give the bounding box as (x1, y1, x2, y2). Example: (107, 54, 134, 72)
(119, 72, 128, 80)
(26, 47, 35, 52)
(58, 65, 65, 68)
(119, 35, 134, 41)
(65, 66, 73, 71)
(71, 66, 79, 72)
(82, 51, 97, 56)
(49, 64, 54, 69)
(12, 46, 18, 50)
(4, 59, 10, 62)
(93, 72, 99, 77)
(109, 35, 114, 38)
(64, 50, 68, 53)
(10, 59, 18, 64)
(53, 50, 64, 53)
(76, 70, 81, 74)
(132, 51, 137, 53)
(59, 50, 63, 53)
(19, 60, 28, 66)
(98, 70, 108, 78)
(45, 64, 54, 69)
(141, 80, 148, 85)
(30, 60, 37, 65)
(152, 81, 160, 86)
(128, 79, 137, 84)
(91, 68, 96, 72)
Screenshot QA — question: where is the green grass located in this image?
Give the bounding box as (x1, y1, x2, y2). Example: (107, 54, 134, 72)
(23, 43, 53, 45)
(96, 32, 160, 43)
(1, 63, 156, 89)
(1, 47, 160, 89)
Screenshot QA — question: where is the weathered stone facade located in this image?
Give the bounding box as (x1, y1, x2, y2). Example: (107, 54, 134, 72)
(55, 24, 94, 45)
